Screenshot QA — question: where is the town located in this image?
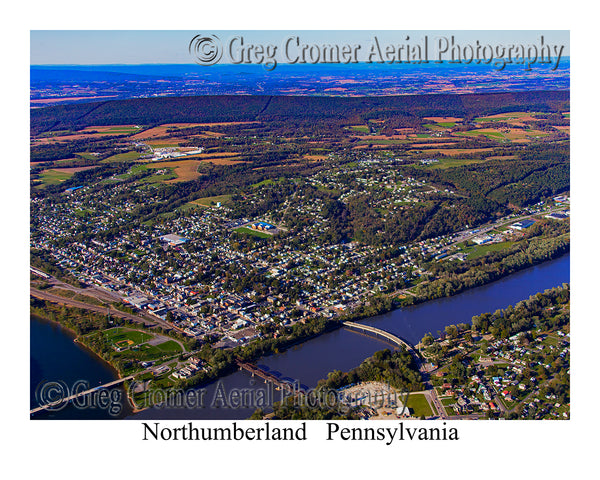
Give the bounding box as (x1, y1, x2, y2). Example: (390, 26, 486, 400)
(31, 155, 569, 356)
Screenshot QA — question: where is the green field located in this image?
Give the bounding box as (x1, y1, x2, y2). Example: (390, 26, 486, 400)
(468, 241, 514, 259)
(74, 208, 94, 217)
(251, 177, 288, 188)
(190, 194, 233, 207)
(141, 169, 176, 183)
(104, 327, 153, 347)
(103, 126, 141, 134)
(405, 393, 434, 417)
(137, 340, 182, 356)
(234, 227, 272, 238)
(423, 123, 451, 130)
(357, 139, 411, 145)
(102, 151, 142, 163)
(455, 130, 505, 139)
(115, 164, 149, 179)
(36, 169, 74, 187)
(349, 125, 369, 133)
(74, 152, 102, 161)
(418, 157, 490, 170)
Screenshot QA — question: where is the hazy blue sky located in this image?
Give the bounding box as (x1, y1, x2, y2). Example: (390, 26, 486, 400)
(31, 30, 569, 65)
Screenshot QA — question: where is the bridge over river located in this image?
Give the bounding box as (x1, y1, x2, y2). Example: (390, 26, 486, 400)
(342, 321, 425, 371)
(30, 373, 140, 416)
(342, 321, 416, 354)
(236, 360, 301, 395)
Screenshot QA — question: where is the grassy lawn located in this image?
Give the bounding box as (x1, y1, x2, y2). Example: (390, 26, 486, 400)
(137, 341, 183, 357)
(349, 125, 369, 133)
(540, 334, 561, 347)
(190, 194, 233, 207)
(468, 241, 514, 259)
(234, 227, 272, 239)
(104, 327, 153, 346)
(74, 209, 94, 217)
(405, 393, 434, 417)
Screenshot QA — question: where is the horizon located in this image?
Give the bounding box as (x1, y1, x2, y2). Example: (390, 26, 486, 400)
(30, 30, 570, 65)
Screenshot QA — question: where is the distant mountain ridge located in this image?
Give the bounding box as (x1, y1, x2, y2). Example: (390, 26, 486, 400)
(30, 91, 570, 135)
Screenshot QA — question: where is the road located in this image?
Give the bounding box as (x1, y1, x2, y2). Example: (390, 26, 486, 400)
(30, 373, 140, 415)
(446, 206, 569, 249)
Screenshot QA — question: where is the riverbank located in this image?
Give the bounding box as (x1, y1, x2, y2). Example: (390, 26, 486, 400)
(31, 250, 569, 418)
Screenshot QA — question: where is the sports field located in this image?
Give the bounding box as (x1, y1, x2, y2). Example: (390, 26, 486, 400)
(103, 328, 153, 348)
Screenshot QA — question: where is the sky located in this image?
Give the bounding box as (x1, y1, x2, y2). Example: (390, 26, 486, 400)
(30, 30, 570, 65)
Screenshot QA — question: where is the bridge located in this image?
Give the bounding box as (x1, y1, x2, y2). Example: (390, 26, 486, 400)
(343, 321, 420, 358)
(30, 373, 140, 416)
(236, 360, 299, 395)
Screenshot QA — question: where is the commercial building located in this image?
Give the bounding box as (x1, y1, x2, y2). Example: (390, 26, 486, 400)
(510, 219, 535, 231)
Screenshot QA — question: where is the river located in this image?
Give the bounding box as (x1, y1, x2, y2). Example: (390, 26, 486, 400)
(30, 253, 569, 420)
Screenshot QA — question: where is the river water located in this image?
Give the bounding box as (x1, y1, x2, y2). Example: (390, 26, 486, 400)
(30, 253, 569, 420)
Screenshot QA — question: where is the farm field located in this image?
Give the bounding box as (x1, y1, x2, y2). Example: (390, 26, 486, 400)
(145, 159, 203, 183)
(411, 148, 495, 156)
(474, 112, 535, 124)
(32, 125, 141, 144)
(454, 128, 549, 142)
(357, 139, 411, 145)
(423, 116, 463, 123)
(130, 124, 208, 140)
(410, 142, 461, 148)
(101, 151, 142, 163)
(423, 123, 453, 130)
(418, 157, 491, 169)
(348, 125, 369, 133)
(303, 154, 329, 161)
(35, 168, 75, 187)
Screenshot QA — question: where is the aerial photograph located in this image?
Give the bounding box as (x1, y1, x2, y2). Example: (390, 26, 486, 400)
(29, 30, 571, 423)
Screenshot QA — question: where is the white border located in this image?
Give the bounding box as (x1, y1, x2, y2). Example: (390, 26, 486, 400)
(3, 1, 597, 477)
